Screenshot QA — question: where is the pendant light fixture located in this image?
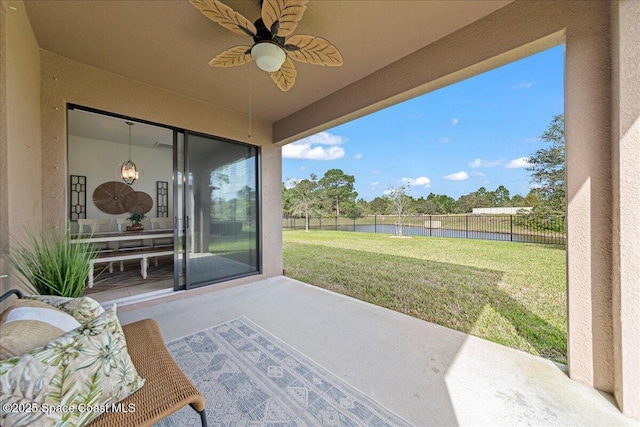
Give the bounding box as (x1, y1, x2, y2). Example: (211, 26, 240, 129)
(120, 121, 139, 185)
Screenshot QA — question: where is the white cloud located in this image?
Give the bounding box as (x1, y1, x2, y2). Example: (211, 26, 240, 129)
(451, 118, 459, 125)
(401, 176, 431, 188)
(284, 178, 300, 189)
(282, 132, 346, 160)
(282, 144, 345, 160)
(370, 181, 379, 188)
(354, 153, 363, 160)
(506, 157, 530, 168)
(468, 158, 504, 168)
(512, 82, 533, 90)
(303, 132, 346, 145)
(473, 172, 486, 177)
(438, 138, 450, 144)
(444, 171, 469, 181)
(469, 158, 482, 168)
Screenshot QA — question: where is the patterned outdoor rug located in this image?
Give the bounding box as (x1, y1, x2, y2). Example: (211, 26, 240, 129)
(156, 316, 413, 427)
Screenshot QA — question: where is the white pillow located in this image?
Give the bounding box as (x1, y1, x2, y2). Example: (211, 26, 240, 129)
(24, 294, 105, 324)
(0, 300, 81, 360)
(5, 306, 81, 331)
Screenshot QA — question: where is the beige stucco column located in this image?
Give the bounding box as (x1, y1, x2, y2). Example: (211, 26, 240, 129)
(0, 0, 42, 304)
(611, 0, 640, 419)
(564, 0, 613, 393)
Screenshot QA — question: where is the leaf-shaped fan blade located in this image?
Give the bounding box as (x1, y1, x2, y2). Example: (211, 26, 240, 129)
(285, 35, 343, 66)
(262, 0, 308, 38)
(190, 0, 257, 37)
(270, 57, 297, 91)
(209, 46, 253, 67)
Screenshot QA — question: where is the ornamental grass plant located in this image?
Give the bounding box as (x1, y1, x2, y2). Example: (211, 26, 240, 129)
(8, 226, 99, 297)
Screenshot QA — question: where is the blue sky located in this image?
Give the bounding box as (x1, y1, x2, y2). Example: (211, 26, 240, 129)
(282, 45, 564, 201)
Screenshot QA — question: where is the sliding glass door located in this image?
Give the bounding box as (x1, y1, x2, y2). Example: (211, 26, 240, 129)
(176, 131, 259, 289)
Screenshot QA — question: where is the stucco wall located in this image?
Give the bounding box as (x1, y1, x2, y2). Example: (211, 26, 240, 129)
(563, 0, 612, 394)
(38, 50, 282, 279)
(260, 140, 283, 276)
(0, 0, 8, 302)
(612, 0, 640, 418)
(0, 0, 42, 305)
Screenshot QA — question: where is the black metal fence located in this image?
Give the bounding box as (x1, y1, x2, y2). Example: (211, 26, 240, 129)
(282, 214, 566, 245)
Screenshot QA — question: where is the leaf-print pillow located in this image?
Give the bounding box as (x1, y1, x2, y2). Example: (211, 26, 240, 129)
(0, 305, 145, 427)
(24, 295, 105, 325)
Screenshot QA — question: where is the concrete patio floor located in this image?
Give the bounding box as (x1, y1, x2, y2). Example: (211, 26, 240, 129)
(117, 276, 637, 427)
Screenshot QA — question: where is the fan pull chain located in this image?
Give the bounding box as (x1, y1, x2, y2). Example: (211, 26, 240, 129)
(248, 62, 252, 139)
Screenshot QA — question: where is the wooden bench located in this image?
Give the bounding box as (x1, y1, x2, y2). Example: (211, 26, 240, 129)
(0, 290, 207, 427)
(89, 249, 173, 287)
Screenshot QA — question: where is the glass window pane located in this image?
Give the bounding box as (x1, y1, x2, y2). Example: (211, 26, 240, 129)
(186, 134, 259, 286)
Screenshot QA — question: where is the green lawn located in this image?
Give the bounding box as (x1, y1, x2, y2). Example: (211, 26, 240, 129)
(283, 230, 567, 363)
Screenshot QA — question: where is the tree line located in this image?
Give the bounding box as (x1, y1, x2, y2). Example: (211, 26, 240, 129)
(283, 114, 565, 222)
(284, 174, 542, 217)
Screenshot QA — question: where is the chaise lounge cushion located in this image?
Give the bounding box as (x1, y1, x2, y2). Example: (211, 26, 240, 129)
(0, 305, 145, 427)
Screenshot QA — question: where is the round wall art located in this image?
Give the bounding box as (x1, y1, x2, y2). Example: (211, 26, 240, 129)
(93, 181, 134, 215)
(123, 191, 153, 214)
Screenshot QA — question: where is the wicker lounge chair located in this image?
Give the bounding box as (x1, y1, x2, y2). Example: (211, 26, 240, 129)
(88, 318, 207, 427)
(0, 290, 207, 427)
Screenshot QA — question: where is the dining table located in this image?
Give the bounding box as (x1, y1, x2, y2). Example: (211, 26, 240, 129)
(71, 229, 175, 287)
(70, 229, 173, 244)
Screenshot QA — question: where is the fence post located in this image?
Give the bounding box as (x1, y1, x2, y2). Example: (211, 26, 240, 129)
(319, 216, 322, 230)
(429, 215, 432, 237)
(335, 216, 338, 231)
(510, 215, 513, 242)
(353, 216, 356, 232)
(465, 215, 469, 239)
(375, 214, 377, 233)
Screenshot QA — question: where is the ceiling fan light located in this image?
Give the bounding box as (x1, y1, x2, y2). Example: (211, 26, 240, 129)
(251, 43, 286, 73)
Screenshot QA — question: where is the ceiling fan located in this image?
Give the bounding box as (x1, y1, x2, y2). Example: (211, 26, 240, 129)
(190, 0, 343, 91)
